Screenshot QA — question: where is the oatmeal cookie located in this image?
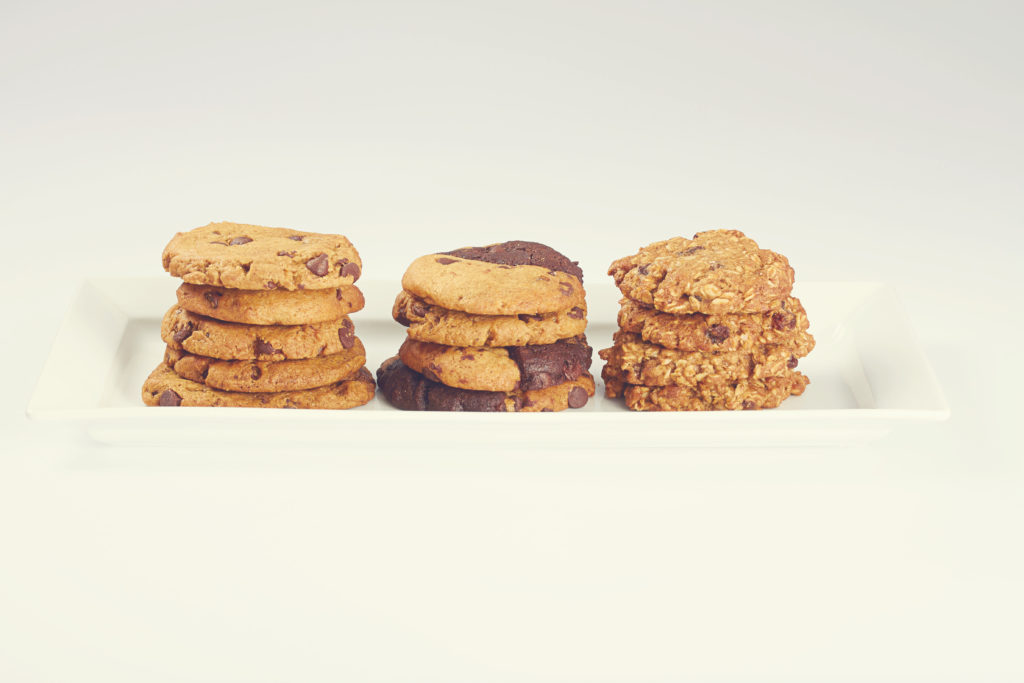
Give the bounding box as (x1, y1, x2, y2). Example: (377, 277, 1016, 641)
(176, 283, 364, 325)
(164, 340, 365, 393)
(162, 221, 361, 291)
(393, 290, 587, 347)
(398, 335, 592, 393)
(142, 364, 375, 409)
(617, 296, 814, 355)
(602, 365, 809, 411)
(161, 305, 357, 361)
(609, 230, 794, 315)
(401, 241, 585, 315)
(376, 356, 594, 412)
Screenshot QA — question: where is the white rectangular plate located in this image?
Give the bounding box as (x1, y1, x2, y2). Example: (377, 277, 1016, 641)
(27, 278, 948, 447)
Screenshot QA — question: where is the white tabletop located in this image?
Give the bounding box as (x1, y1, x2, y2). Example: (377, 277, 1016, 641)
(2, 2, 1022, 681)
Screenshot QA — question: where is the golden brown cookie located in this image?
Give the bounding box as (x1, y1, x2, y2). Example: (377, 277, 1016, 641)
(376, 356, 594, 412)
(602, 365, 808, 411)
(176, 283, 365, 325)
(609, 230, 794, 315)
(398, 336, 592, 393)
(142, 364, 375, 409)
(162, 221, 361, 291)
(161, 305, 357, 361)
(617, 296, 814, 355)
(164, 339, 366, 393)
(393, 290, 587, 347)
(401, 241, 585, 315)
(599, 331, 807, 387)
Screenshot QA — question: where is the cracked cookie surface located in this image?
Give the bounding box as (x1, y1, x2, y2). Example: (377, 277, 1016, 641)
(142, 364, 375, 409)
(401, 241, 585, 315)
(609, 230, 794, 315)
(163, 221, 361, 291)
(176, 283, 364, 325)
(376, 356, 594, 412)
(161, 305, 357, 361)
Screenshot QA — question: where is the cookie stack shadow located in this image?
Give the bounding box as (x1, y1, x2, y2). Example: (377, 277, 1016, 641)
(141, 221, 375, 409)
(600, 229, 815, 411)
(377, 241, 596, 412)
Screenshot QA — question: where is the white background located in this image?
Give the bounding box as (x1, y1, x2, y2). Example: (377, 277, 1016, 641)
(2, 1, 1022, 681)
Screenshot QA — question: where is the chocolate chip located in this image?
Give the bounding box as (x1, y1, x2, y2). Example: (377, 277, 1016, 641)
(338, 321, 355, 349)
(288, 235, 304, 241)
(410, 302, 427, 318)
(158, 389, 182, 406)
(435, 257, 458, 265)
(251, 366, 262, 380)
(558, 282, 574, 296)
(706, 324, 730, 344)
(253, 339, 277, 356)
(518, 313, 542, 322)
(638, 265, 649, 275)
(336, 288, 344, 300)
(339, 261, 360, 279)
(460, 352, 475, 361)
(567, 306, 584, 320)
(772, 312, 796, 331)
(787, 356, 798, 369)
(305, 253, 329, 277)
(172, 322, 195, 344)
(277, 250, 297, 257)
(742, 400, 756, 410)
(229, 236, 253, 245)
(682, 245, 705, 255)
(567, 386, 588, 409)
(203, 291, 222, 309)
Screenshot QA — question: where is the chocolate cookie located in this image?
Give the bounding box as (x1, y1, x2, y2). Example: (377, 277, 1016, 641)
(602, 365, 809, 411)
(142, 364, 375, 409)
(393, 290, 587, 347)
(376, 356, 594, 412)
(609, 230, 794, 315)
(161, 305, 358, 361)
(599, 331, 807, 387)
(176, 283, 365, 325)
(617, 296, 814, 355)
(162, 221, 362, 291)
(401, 240, 585, 315)
(398, 336, 592, 393)
(164, 340, 366, 393)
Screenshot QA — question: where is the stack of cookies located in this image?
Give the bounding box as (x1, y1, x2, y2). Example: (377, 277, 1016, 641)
(142, 221, 375, 409)
(600, 229, 815, 411)
(377, 241, 596, 412)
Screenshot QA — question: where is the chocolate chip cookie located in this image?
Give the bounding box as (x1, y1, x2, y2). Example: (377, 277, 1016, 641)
(599, 331, 806, 387)
(399, 336, 592, 393)
(609, 230, 794, 315)
(176, 283, 364, 325)
(393, 290, 587, 347)
(163, 221, 362, 291)
(401, 241, 585, 315)
(376, 356, 594, 412)
(142, 364, 376, 409)
(161, 305, 358, 361)
(617, 296, 814, 355)
(602, 364, 809, 411)
(164, 340, 366, 393)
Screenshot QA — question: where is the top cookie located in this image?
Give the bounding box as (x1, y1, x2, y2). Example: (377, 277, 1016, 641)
(608, 230, 794, 315)
(163, 221, 362, 291)
(401, 240, 585, 315)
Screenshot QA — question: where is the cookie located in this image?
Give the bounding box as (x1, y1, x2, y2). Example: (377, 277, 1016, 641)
(617, 296, 814, 355)
(176, 283, 364, 325)
(162, 221, 362, 291)
(401, 241, 585, 315)
(376, 356, 595, 412)
(164, 340, 366, 393)
(398, 336, 592, 393)
(142, 364, 375, 409)
(609, 230, 794, 315)
(599, 331, 807, 387)
(161, 305, 357, 361)
(393, 290, 587, 347)
(602, 365, 809, 411)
